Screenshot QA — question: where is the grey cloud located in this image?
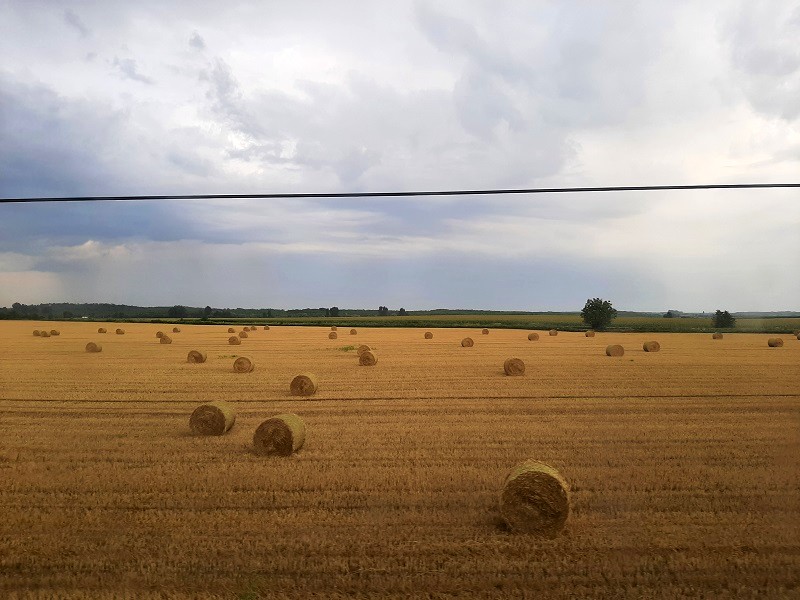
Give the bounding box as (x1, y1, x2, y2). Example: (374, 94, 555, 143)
(64, 9, 90, 37)
(112, 56, 154, 84)
(189, 31, 206, 50)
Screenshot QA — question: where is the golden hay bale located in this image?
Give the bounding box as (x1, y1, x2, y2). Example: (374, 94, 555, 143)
(40, 331, 51, 338)
(172, 327, 181, 333)
(643, 341, 661, 352)
(239, 331, 248, 338)
(585, 330, 595, 337)
(50, 330, 60, 336)
(160, 335, 172, 344)
(482, 328, 489, 335)
(356, 344, 371, 356)
(264, 325, 270, 330)
(797, 333, 800, 341)
(233, 356, 254, 373)
(98, 327, 107, 333)
(527, 332, 539, 341)
(424, 331, 433, 339)
(767, 338, 784, 347)
(290, 373, 318, 397)
(359, 350, 378, 366)
(329, 331, 338, 339)
(712, 332, 723, 340)
(187, 350, 207, 363)
(549, 329, 558, 336)
(253, 413, 306, 456)
(227, 327, 235, 333)
(331, 326, 337, 331)
(243, 326, 250, 332)
(32, 330, 41, 336)
(115, 328, 125, 335)
(350, 328, 357, 335)
(189, 401, 236, 436)
(228, 336, 241, 345)
(156, 331, 164, 338)
(461, 337, 474, 347)
(499, 459, 570, 537)
(606, 344, 624, 357)
(504, 357, 525, 376)
(85, 342, 102, 353)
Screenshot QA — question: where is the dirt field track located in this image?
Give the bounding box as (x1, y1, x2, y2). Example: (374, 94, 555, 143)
(1, 321, 799, 599)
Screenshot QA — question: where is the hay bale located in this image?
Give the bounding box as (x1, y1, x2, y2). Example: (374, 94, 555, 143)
(350, 329, 357, 335)
(482, 328, 489, 335)
(253, 413, 305, 456)
(359, 350, 378, 366)
(187, 350, 207, 363)
(115, 328, 125, 335)
(50, 330, 60, 336)
(504, 357, 525, 376)
(768, 338, 784, 347)
(549, 329, 558, 336)
(712, 332, 723, 340)
(160, 335, 172, 344)
(643, 341, 660, 352)
(290, 373, 318, 397)
(527, 332, 539, 341)
(499, 460, 570, 537)
(172, 327, 181, 333)
(233, 356, 254, 373)
(227, 327, 235, 333)
(239, 331, 248, 338)
(461, 337, 474, 347)
(243, 326, 250, 332)
(797, 333, 800, 341)
(425, 331, 433, 339)
(605, 344, 624, 357)
(98, 327, 107, 333)
(329, 331, 338, 339)
(585, 330, 595, 337)
(32, 330, 41, 336)
(331, 326, 337, 331)
(356, 344, 371, 356)
(228, 336, 241, 345)
(85, 342, 102, 353)
(189, 401, 236, 436)
(156, 331, 164, 338)
(40, 331, 51, 338)
(264, 325, 270, 330)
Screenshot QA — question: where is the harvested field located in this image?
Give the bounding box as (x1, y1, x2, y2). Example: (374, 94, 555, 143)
(0, 321, 798, 598)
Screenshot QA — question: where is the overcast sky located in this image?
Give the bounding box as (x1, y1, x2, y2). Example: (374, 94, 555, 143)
(1, 1, 798, 312)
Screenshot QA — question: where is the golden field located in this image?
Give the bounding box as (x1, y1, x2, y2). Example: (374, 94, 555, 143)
(1, 320, 798, 599)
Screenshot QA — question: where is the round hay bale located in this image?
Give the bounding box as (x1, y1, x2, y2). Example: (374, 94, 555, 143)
(227, 327, 235, 333)
(156, 331, 164, 338)
(50, 330, 60, 336)
(504, 357, 525, 376)
(359, 350, 378, 366)
(253, 413, 306, 456)
(40, 331, 51, 338)
(160, 335, 172, 344)
(32, 330, 41, 336)
(350, 329, 357, 335)
(239, 331, 248, 338)
(172, 327, 181, 333)
(264, 325, 270, 330)
(243, 326, 250, 332)
(98, 327, 107, 333)
(482, 328, 489, 335)
(115, 328, 125, 335)
(643, 341, 660, 352)
(549, 329, 558, 336)
(228, 336, 241, 345)
(290, 373, 318, 397)
(585, 330, 595, 337)
(797, 333, 800, 341)
(233, 356, 254, 373)
(329, 331, 338, 339)
(187, 350, 207, 363)
(461, 337, 474, 347)
(499, 460, 570, 537)
(605, 344, 624, 357)
(356, 344, 371, 356)
(767, 338, 784, 348)
(712, 332, 723, 340)
(331, 326, 337, 331)
(189, 401, 236, 436)
(85, 342, 102, 353)
(527, 332, 539, 341)
(424, 331, 433, 339)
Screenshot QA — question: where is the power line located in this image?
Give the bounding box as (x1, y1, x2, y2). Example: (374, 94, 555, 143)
(1, 182, 799, 203)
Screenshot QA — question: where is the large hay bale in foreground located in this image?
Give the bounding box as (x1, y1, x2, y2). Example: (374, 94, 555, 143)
(549, 329, 558, 336)
(233, 356, 254, 373)
(156, 331, 164, 338)
(461, 337, 474, 347)
(227, 327, 235, 333)
(228, 336, 241, 345)
(239, 331, 248, 338)
(290, 373, 318, 397)
(160, 335, 173, 344)
(50, 330, 60, 336)
(85, 342, 102, 353)
(40, 331, 51, 338)
(504, 357, 525, 376)
(172, 327, 181, 333)
(350, 329, 357, 335)
(768, 338, 784, 347)
(253, 413, 306, 456)
(115, 328, 125, 335)
(329, 331, 338, 339)
(189, 401, 236, 435)
(527, 332, 539, 341)
(424, 331, 433, 339)
(500, 460, 570, 537)
(605, 344, 624, 357)
(712, 332, 723, 340)
(482, 328, 489, 335)
(356, 344, 371, 357)
(585, 330, 595, 337)
(187, 350, 207, 363)
(32, 330, 41, 336)
(98, 327, 107, 333)
(643, 341, 660, 352)
(359, 350, 378, 366)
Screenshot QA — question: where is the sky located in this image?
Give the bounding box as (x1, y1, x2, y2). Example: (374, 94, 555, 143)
(1, 1, 798, 312)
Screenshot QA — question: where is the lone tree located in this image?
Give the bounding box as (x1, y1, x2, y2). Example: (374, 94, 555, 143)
(712, 310, 735, 328)
(581, 298, 618, 330)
